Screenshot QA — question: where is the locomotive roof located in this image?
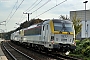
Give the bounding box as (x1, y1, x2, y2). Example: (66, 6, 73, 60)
(52, 19, 72, 24)
(23, 23, 42, 30)
(42, 19, 72, 24)
(20, 19, 72, 30)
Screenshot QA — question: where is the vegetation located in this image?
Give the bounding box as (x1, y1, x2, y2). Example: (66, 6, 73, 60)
(70, 39, 90, 60)
(59, 15, 69, 20)
(72, 14, 82, 37)
(20, 18, 43, 29)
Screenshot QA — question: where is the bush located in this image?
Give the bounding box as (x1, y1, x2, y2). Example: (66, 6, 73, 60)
(71, 39, 90, 58)
(84, 46, 90, 57)
(83, 41, 90, 48)
(81, 49, 85, 55)
(75, 40, 80, 45)
(73, 44, 83, 54)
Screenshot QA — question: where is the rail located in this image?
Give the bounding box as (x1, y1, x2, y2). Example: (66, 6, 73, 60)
(2, 41, 35, 60)
(8, 42, 35, 60)
(3, 43, 17, 60)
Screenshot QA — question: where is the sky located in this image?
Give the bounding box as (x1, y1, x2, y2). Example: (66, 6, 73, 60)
(0, 0, 90, 32)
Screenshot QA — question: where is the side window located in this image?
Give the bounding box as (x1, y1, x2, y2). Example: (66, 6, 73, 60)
(47, 25, 48, 30)
(43, 26, 44, 31)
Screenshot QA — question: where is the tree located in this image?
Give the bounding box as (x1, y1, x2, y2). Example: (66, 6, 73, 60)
(59, 15, 69, 20)
(72, 14, 82, 37)
(19, 18, 43, 29)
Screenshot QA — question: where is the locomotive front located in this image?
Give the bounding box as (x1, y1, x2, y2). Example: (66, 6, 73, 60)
(50, 19, 76, 52)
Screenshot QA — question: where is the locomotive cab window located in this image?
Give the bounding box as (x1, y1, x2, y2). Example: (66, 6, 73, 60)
(53, 20, 74, 32)
(54, 23, 63, 31)
(64, 23, 74, 32)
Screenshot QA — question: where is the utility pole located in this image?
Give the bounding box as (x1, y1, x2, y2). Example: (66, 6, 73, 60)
(83, 1, 88, 38)
(23, 12, 32, 21)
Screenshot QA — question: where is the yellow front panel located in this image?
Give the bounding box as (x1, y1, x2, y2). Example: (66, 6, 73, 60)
(50, 20, 54, 33)
(49, 20, 74, 35)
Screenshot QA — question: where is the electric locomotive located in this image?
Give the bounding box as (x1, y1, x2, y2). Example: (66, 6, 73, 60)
(11, 19, 76, 53)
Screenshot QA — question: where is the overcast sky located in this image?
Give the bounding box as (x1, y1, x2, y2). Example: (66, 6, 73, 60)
(0, 0, 90, 32)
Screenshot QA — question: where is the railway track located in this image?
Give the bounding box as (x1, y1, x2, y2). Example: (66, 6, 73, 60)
(33, 49, 82, 60)
(1, 41, 34, 60)
(46, 52, 82, 60)
(2, 41, 56, 60)
(21, 43, 82, 60)
(1, 40, 82, 60)
(21, 44, 82, 60)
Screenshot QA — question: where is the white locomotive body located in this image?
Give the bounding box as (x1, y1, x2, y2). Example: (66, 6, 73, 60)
(11, 19, 76, 52)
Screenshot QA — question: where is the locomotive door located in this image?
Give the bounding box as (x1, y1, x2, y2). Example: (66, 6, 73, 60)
(42, 24, 48, 42)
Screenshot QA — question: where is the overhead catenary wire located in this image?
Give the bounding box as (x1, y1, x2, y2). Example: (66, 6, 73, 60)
(18, 0, 40, 24)
(6, 0, 24, 24)
(3, 0, 18, 32)
(34, 0, 67, 18)
(17, 0, 48, 24)
(5, 0, 18, 21)
(14, 0, 66, 27)
(23, 0, 43, 21)
(25, 0, 39, 12)
(18, 14, 25, 23)
(31, 0, 51, 14)
(27, 0, 43, 12)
